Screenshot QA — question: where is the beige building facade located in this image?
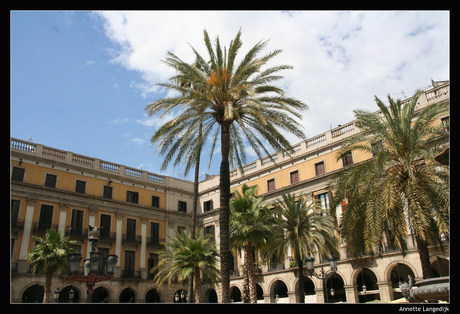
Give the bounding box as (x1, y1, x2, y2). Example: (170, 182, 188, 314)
(11, 81, 449, 303)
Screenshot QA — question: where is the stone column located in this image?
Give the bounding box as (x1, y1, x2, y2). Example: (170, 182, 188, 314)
(344, 284, 359, 303)
(58, 203, 69, 237)
(140, 217, 147, 279)
(115, 212, 123, 277)
(377, 281, 393, 302)
(17, 198, 36, 273)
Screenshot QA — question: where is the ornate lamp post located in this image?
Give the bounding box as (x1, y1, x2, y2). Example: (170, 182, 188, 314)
(67, 225, 117, 303)
(306, 253, 338, 303)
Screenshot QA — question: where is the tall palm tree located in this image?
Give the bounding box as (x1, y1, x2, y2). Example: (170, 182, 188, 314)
(145, 29, 307, 302)
(263, 193, 338, 303)
(27, 229, 75, 303)
(329, 90, 449, 279)
(150, 59, 207, 302)
(150, 228, 220, 303)
(230, 184, 276, 303)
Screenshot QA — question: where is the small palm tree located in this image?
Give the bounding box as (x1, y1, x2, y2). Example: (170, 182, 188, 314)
(27, 229, 75, 303)
(146, 29, 307, 302)
(329, 90, 449, 279)
(150, 228, 220, 303)
(263, 193, 338, 303)
(230, 184, 276, 303)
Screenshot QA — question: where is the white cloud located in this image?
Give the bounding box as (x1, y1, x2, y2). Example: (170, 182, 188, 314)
(95, 10, 449, 146)
(87, 60, 95, 65)
(108, 118, 130, 124)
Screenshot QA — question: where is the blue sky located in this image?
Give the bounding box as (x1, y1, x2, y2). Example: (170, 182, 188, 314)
(10, 11, 449, 181)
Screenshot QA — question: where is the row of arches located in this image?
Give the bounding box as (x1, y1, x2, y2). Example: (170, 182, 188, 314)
(19, 258, 449, 303)
(229, 258, 449, 303)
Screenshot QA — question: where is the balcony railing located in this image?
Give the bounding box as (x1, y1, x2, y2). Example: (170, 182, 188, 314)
(121, 270, 141, 279)
(122, 234, 142, 245)
(32, 222, 58, 234)
(147, 237, 165, 248)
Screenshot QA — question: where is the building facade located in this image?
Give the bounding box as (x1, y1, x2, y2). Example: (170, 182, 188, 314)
(11, 81, 449, 303)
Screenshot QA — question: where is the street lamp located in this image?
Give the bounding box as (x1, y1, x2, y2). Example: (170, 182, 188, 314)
(305, 253, 338, 303)
(67, 225, 117, 303)
(54, 288, 60, 303)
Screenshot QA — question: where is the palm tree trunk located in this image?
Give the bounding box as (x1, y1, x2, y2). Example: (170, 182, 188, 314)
(242, 256, 250, 303)
(187, 134, 202, 303)
(43, 269, 53, 303)
(245, 243, 257, 303)
(219, 122, 231, 303)
(414, 234, 434, 279)
(296, 256, 305, 303)
(194, 266, 202, 303)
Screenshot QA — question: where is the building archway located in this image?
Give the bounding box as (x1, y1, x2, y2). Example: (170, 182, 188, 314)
(21, 283, 44, 303)
(145, 288, 160, 303)
(387, 262, 416, 300)
(56, 285, 81, 303)
(173, 289, 187, 303)
(92, 286, 110, 303)
(270, 279, 289, 303)
(119, 287, 136, 303)
(325, 274, 346, 303)
(204, 288, 218, 303)
(356, 268, 380, 303)
(230, 286, 242, 303)
(431, 257, 449, 277)
(294, 276, 316, 303)
(256, 284, 264, 303)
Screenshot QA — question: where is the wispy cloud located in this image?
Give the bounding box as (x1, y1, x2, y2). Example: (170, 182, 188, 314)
(96, 10, 448, 148)
(108, 118, 130, 124)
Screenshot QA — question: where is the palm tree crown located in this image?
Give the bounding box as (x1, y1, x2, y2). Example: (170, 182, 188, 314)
(150, 228, 220, 303)
(329, 90, 449, 279)
(263, 193, 338, 303)
(145, 29, 308, 302)
(230, 184, 276, 303)
(27, 229, 75, 303)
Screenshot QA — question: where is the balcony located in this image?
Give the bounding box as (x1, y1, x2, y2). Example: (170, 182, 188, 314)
(99, 231, 117, 243)
(147, 237, 165, 249)
(32, 222, 58, 235)
(65, 228, 88, 240)
(121, 270, 142, 279)
(122, 234, 142, 245)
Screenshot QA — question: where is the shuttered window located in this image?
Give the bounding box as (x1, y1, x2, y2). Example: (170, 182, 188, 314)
(290, 171, 299, 184)
(267, 179, 275, 192)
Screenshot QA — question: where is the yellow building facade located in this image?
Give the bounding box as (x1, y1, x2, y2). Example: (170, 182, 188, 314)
(11, 81, 449, 303)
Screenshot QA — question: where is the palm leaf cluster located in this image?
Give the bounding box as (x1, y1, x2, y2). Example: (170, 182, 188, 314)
(27, 229, 75, 303)
(150, 228, 220, 303)
(263, 193, 338, 303)
(229, 184, 276, 303)
(329, 91, 449, 278)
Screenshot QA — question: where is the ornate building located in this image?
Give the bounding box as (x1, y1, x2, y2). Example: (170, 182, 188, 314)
(11, 80, 449, 303)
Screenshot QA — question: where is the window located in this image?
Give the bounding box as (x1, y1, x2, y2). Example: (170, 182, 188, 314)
(371, 140, 384, 158)
(100, 214, 111, 238)
(441, 116, 449, 133)
(127, 191, 139, 204)
(70, 209, 84, 235)
(315, 161, 325, 176)
(204, 225, 215, 242)
(290, 170, 299, 184)
(11, 167, 25, 182)
(204, 200, 213, 212)
(103, 186, 113, 199)
(124, 251, 135, 277)
(315, 192, 330, 211)
(38, 204, 54, 229)
(11, 199, 20, 227)
(148, 253, 159, 278)
(178, 201, 187, 213)
(150, 222, 160, 245)
(267, 179, 275, 192)
(342, 152, 353, 167)
(75, 180, 86, 193)
(126, 218, 137, 240)
(44, 174, 57, 188)
(151, 195, 160, 208)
